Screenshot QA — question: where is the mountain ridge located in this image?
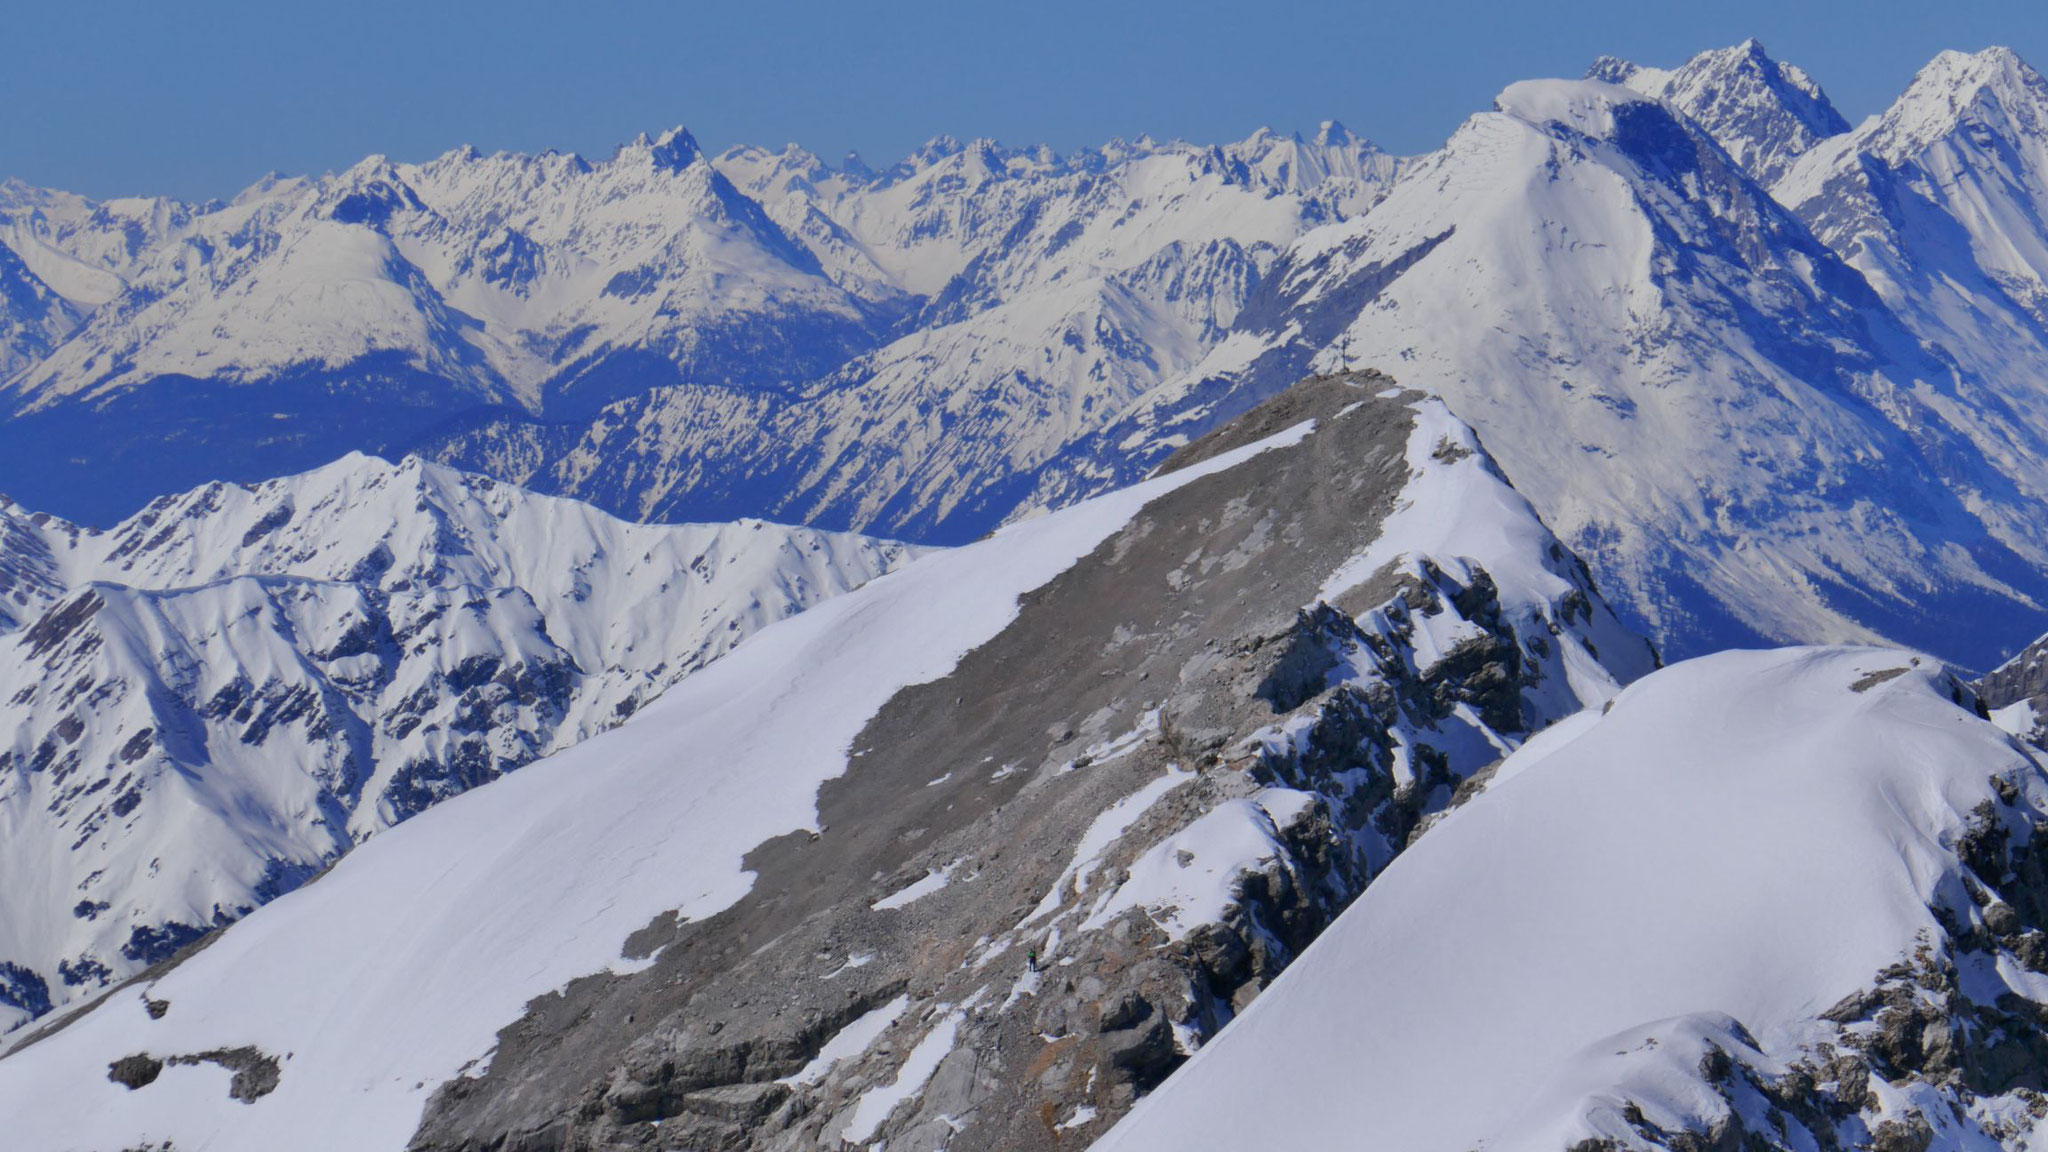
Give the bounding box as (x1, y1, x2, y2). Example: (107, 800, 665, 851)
(0, 451, 922, 1032)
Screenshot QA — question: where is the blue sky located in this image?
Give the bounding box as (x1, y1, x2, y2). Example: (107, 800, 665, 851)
(7, 0, 2047, 201)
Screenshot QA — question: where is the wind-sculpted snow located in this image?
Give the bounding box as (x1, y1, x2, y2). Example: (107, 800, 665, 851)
(1096, 646, 2048, 1152)
(0, 453, 921, 1032)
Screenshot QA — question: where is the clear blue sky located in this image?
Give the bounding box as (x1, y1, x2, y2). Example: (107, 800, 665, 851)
(6, 0, 2047, 201)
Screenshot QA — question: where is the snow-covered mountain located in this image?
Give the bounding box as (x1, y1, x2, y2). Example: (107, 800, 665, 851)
(0, 126, 1397, 532)
(0, 374, 1654, 1151)
(1775, 50, 2048, 515)
(1031, 45, 2048, 668)
(1095, 646, 2045, 1152)
(10, 42, 2048, 664)
(1593, 38, 1850, 186)
(0, 128, 903, 525)
(0, 454, 920, 1032)
(18, 37, 2048, 1152)
(424, 127, 1401, 536)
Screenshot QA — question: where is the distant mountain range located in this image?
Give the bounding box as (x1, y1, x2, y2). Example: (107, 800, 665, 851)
(11, 44, 2048, 671)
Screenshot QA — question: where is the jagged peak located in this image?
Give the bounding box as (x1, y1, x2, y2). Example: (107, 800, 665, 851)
(1598, 39, 1849, 183)
(337, 152, 401, 180)
(244, 449, 414, 496)
(1585, 55, 1643, 85)
(1228, 121, 1382, 162)
(1908, 45, 2045, 109)
(1312, 119, 1356, 148)
(318, 163, 426, 227)
(615, 126, 703, 173)
(1672, 37, 1838, 110)
(907, 133, 965, 166)
(230, 171, 308, 207)
(1873, 46, 2048, 155)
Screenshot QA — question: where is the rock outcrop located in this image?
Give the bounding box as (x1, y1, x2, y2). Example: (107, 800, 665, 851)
(405, 373, 1653, 1151)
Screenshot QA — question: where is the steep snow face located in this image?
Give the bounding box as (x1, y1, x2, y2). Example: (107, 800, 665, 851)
(1976, 627, 2048, 749)
(1094, 647, 2044, 1152)
(1602, 40, 1849, 186)
(1776, 49, 2048, 499)
(0, 454, 922, 1032)
(1057, 75, 2048, 666)
(0, 406, 1318, 1152)
(0, 497, 67, 632)
(0, 179, 194, 311)
(1781, 47, 2048, 320)
(0, 243, 77, 379)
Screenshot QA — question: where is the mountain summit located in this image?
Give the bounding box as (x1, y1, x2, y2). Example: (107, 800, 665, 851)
(1595, 39, 1849, 184)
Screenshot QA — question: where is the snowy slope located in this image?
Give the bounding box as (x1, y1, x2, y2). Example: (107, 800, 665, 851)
(1775, 49, 2048, 511)
(1095, 646, 2048, 1152)
(0, 403, 1308, 1151)
(1781, 48, 2048, 329)
(1046, 68, 2048, 667)
(0, 378, 1651, 1152)
(0, 454, 921, 1031)
(14, 45, 2048, 673)
(0, 130, 898, 525)
(0, 242, 77, 379)
(0, 178, 194, 311)
(713, 127, 1395, 309)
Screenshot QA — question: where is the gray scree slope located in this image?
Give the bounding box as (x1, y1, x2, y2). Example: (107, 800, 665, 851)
(404, 372, 1652, 1152)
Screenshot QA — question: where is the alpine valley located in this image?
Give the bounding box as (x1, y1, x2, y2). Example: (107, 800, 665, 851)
(8, 34, 2048, 1152)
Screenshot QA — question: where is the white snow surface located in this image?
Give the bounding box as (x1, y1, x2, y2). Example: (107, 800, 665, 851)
(0, 124, 1403, 540)
(0, 452, 924, 1029)
(1080, 789, 1315, 940)
(839, 1009, 963, 1144)
(1027, 766, 1197, 925)
(0, 418, 1312, 1152)
(871, 863, 958, 912)
(1317, 397, 1647, 710)
(780, 995, 909, 1088)
(1092, 647, 2037, 1152)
